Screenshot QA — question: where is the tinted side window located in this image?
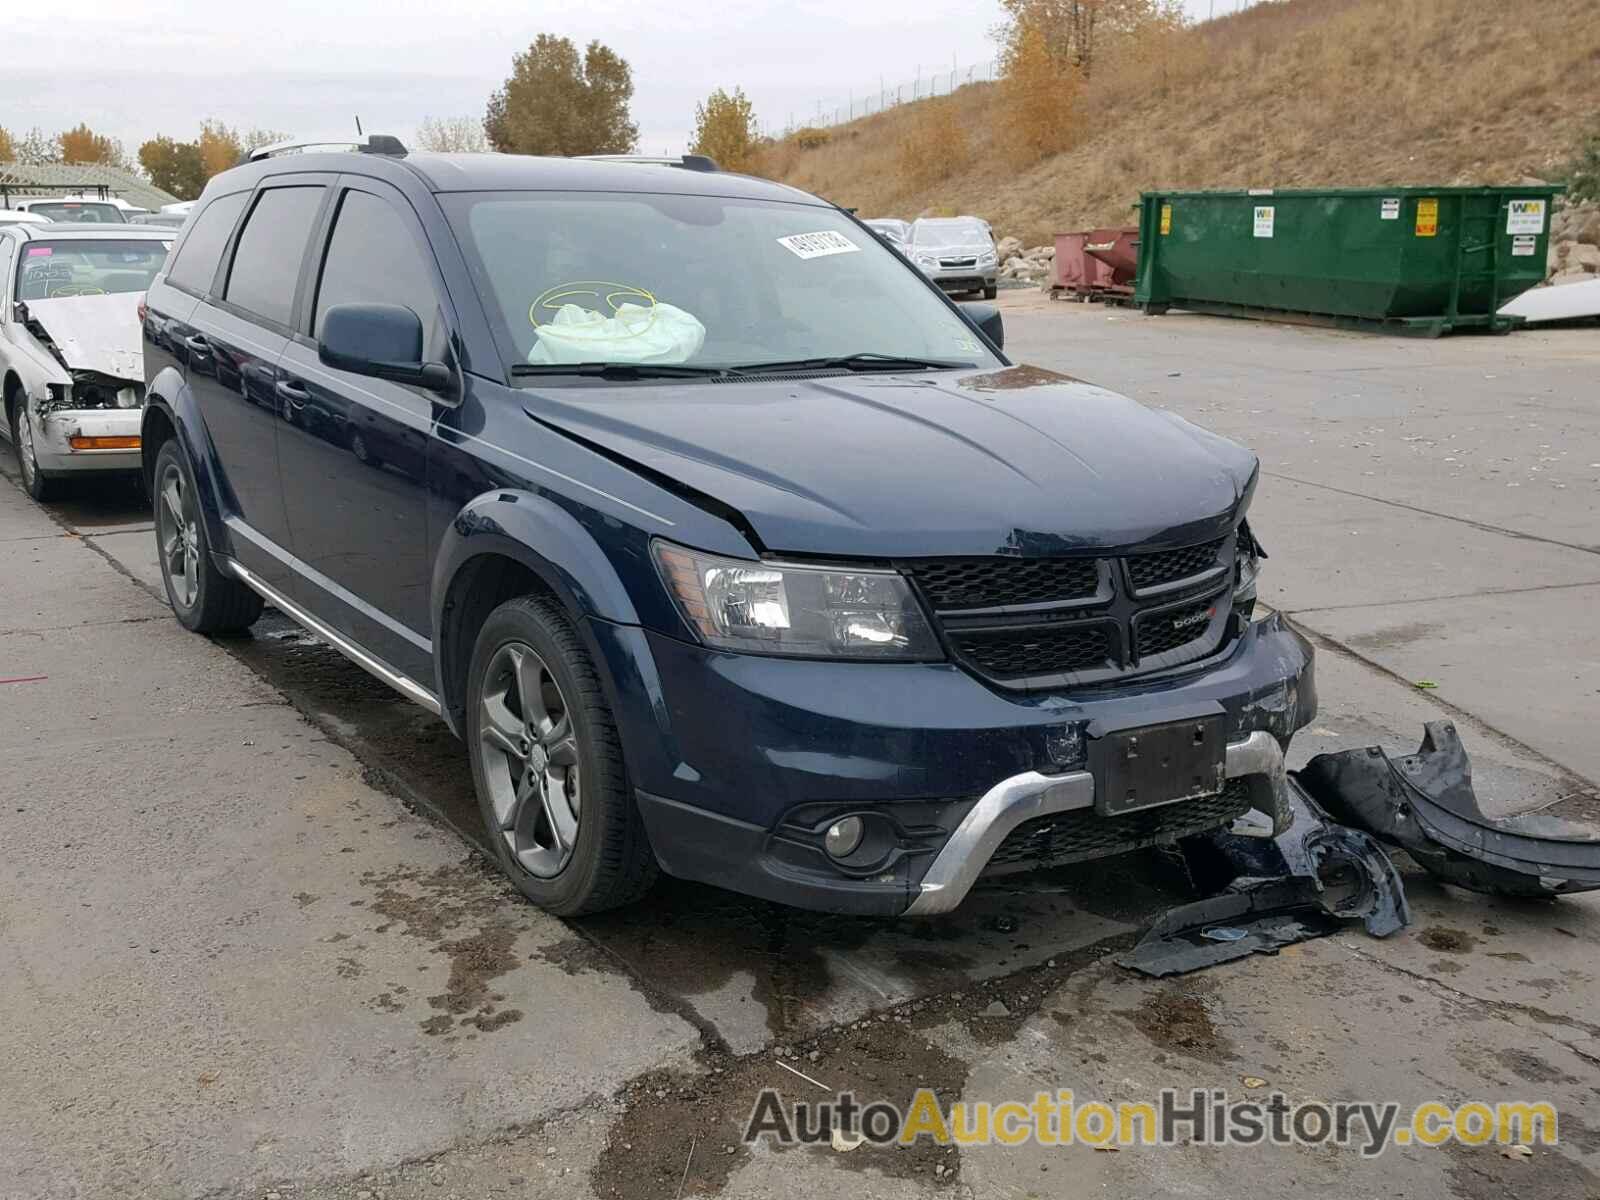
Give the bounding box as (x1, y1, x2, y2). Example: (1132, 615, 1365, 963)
(165, 191, 248, 295)
(224, 186, 325, 327)
(315, 189, 443, 357)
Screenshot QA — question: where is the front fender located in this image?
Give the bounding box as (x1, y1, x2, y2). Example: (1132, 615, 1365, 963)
(142, 369, 234, 559)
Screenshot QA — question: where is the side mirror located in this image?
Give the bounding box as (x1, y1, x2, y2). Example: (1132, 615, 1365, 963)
(319, 303, 453, 394)
(965, 302, 1005, 352)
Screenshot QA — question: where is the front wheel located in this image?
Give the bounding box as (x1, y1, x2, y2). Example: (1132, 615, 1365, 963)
(466, 594, 656, 916)
(152, 439, 263, 634)
(983, 285, 998, 300)
(11, 402, 60, 502)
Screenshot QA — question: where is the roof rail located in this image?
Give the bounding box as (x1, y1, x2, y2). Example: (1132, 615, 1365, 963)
(248, 134, 408, 162)
(576, 154, 720, 173)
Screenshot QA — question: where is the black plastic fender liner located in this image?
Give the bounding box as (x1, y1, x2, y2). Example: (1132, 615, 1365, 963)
(1299, 721, 1600, 898)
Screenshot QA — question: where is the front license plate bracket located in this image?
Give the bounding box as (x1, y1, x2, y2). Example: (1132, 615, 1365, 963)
(1088, 715, 1227, 816)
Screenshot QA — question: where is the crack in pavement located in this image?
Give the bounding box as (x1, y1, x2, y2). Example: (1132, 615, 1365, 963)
(1263, 470, 1600, 557)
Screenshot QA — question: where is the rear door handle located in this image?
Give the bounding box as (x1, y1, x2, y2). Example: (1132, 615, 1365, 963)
(184, 334, 211, 356)
(275, 380, 310, 408)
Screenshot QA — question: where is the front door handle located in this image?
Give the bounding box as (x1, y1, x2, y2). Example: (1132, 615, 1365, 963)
(184, 334, 211, 356)
(275, 379, 310, 408)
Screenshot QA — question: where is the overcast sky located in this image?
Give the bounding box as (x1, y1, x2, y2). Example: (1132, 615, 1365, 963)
(3, 0, 1255, 160)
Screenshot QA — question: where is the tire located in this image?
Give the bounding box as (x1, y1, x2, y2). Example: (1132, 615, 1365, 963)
(152, 438, 264, 635)
(466, 593, 657, 916)
(983, 285, 998, 300)
(11, 400, 60, 502)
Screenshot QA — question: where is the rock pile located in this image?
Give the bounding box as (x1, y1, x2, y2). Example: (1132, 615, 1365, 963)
(995, 236, 1056, 285)
(1546, 198, 1600, 285)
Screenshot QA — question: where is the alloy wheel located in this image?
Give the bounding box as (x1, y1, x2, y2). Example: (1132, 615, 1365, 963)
(16, 407, 38, 489)
(477, 642, 582, 878)
(156, 462, 201, 611)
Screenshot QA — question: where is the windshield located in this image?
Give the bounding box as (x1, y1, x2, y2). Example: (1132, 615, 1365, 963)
(28, 202, 127, 224)
(15, 239, 169, 300)
(912, 219, 991, 248)
(443, 192, 1000, 375)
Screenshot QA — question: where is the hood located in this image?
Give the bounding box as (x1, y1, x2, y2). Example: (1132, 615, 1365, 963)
(524, 366, 1258, 559)
(915, 241, 993, 258)
(24, 293, 144, 380)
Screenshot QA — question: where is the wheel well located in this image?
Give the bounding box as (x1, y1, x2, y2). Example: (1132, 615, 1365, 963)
(3, 371, 22, 422)
(141, 404, 176, 491)
(438, 553, 561, 728)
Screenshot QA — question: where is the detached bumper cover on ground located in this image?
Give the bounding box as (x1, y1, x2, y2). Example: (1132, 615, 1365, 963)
(1301, 720, 1600, 897)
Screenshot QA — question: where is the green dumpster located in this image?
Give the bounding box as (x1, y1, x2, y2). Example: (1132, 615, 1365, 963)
(1134, 185, 1566, 335)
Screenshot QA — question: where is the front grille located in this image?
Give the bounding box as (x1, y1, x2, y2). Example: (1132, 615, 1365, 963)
(1126, 537, 1227, 592)
(940, 257, 978, 268)
(1136, 597, 1219, 658)
(903, 532, 1237, 688)
(909, 557, 1099, 610)
(949, 622, 1116, 678)
(981, 779, 1253, 876)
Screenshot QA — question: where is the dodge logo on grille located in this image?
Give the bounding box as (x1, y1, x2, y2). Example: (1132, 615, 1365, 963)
(1171, 606, 1216, 631)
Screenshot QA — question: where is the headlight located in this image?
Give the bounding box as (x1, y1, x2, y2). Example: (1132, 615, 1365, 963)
(654, 542, 942, 660)
(978, 251, 997, 266)
(916, 255, 938, 270)
(1234, 521, 1264, 614)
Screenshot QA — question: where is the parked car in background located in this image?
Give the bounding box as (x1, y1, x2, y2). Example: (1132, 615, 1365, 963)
(141, 138, 1311, 920)
(130, 212, 188, 228)
(1, 223, 171, 498)
(13, 197, 129, 224)
(863, 218, 911, 249)
(908, 216, 999, 299)
(0, 210, 51, 228)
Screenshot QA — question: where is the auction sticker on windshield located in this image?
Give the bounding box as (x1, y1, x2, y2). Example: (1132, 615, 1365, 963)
(778, 231, 860, 260)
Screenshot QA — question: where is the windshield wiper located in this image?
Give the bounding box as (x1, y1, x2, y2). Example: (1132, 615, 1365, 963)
(510, 362, 730, 380)
(727, 353, 972, 375)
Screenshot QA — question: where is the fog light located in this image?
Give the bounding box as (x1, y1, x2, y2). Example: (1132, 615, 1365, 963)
(824, 816, 865, 860)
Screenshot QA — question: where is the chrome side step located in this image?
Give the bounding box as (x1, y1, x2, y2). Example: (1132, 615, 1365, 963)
(222, 558, 442, 715)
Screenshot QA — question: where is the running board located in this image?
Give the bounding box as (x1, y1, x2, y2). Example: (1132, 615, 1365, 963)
(222, 558, 442, 715)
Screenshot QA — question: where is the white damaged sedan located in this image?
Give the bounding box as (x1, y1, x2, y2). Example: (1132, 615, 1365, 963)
(0, 223, 171, 499)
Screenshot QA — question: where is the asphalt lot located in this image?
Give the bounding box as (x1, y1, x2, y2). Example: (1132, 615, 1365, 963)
(2, 296, 1597, 1200)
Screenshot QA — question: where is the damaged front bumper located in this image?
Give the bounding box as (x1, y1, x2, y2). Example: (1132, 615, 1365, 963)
(29, 402, 142, 473)
(611, 611, 1316, 915)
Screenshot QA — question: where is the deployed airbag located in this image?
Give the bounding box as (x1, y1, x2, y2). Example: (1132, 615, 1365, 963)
(529, 301, 706, 365)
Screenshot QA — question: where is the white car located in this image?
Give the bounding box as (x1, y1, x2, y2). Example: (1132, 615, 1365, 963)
(0, 210, 50, 228)
(0, 223, 171, 499)
(12, 197, 130, 224)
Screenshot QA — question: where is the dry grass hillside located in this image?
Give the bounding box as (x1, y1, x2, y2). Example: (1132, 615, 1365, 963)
(766, 0, 1600, 244)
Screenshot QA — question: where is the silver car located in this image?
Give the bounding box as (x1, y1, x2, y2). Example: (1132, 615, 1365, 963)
(863, 218, 911, 250)
(908, 217, 998, 299)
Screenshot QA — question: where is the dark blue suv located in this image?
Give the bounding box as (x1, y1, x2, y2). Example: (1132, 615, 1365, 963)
(140, 138, 1315, 917)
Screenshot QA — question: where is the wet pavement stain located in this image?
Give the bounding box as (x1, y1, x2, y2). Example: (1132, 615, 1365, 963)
(1420, 926, 1478, 954)
(1124, 991, 1239, 1064)
(590, 933, 1128, 1199)
(359, 859, 536, 1036)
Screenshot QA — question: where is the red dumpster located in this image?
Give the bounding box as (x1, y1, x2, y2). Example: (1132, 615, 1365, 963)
(1051, 227, 1139, 301)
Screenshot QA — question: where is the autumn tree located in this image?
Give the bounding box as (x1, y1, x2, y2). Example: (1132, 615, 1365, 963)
(57, 123, 119, 165)
(139, 136, 208, 200)
(690, 88, 759, 172)
(997, 0, 1184, 79)
(197, 120, 245, 178)
(896, 97, 970, 190)
(484, 35, 638, 156)
(1001, 18, 1082, 168)
(0, 126, 15, 163)
(415, 115, 489, 153)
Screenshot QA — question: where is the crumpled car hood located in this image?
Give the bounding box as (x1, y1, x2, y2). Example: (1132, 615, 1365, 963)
(25, 293, 143, 380)
(524, 365, 1259, 558)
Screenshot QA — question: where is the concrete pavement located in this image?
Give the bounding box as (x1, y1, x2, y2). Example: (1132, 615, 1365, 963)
(2, 299, 1598, 1198)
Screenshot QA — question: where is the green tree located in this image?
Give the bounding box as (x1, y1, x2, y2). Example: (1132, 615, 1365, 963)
(139, 136, 208, 201)
(690, 87, 759, 172)
(484, 35, 638, 156)
(0, 126, 15, 163)
(57, 123, 119, 165)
